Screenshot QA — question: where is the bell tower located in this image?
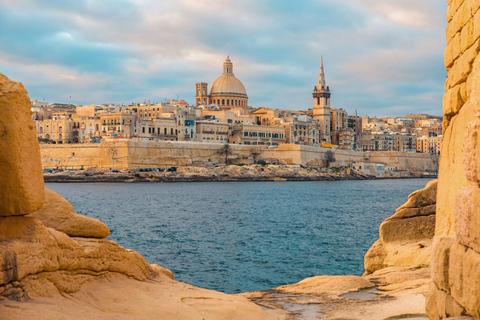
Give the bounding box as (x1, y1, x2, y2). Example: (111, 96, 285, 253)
(312, 57, 331, 143)
(195, 82, 208, 106)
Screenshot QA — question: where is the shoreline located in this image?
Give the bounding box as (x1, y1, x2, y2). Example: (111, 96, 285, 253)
(43, 165, 437, 183)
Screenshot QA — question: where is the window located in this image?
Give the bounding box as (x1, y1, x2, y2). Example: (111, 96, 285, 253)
(142, 127, 145, 133)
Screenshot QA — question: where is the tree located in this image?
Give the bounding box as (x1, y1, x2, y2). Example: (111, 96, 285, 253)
(220, 144, 233, 165)
(324, 150, 335, 168)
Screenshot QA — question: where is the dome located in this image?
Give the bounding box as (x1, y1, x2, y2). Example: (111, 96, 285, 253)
(176, 99, 188, 106)
(210, 75, 247, 97)
(209, 55, 248, 98)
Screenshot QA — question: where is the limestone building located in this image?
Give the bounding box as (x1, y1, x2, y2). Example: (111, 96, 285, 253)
(195, 54, 248, 109)
(312, 57, 331, 143)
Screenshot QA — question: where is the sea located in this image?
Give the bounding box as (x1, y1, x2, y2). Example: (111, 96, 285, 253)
(46, 178, 431, 294)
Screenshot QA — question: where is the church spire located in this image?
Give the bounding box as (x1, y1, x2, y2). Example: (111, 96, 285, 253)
(318, 56, 326, 90)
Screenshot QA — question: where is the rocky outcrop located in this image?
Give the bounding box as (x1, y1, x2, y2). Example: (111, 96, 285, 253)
(0, 72, 275, 320)
(426, 1, 480, 319)
(242, 266, 431, 320)
(0, 73, 44, 216)
(43, 165, 376, 182)
(31, 188, 110, 238)
(364, 179, 437, 275)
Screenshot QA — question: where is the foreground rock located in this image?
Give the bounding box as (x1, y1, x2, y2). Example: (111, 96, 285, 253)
(364, 179, 437, 275)
(242, 266, 430, 320)
(0, 73, 44, 216)
(32, 188, 110, 238)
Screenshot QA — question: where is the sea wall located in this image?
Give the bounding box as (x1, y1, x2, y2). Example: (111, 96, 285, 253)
(426, 0, 480, 318)
(40, 141, 438, 171)
(367, 151, 438, 172)
(258, 144, 366, 167)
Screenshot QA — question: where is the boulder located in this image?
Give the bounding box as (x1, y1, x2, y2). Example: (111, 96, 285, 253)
(0, 73, 44, 216)
(31, 188, 110, 238)
(364, 179, 437, 275)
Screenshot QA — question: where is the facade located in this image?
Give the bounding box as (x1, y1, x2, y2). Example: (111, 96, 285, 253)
(416, 135, 443, 154)
(195, 55, 248, 109)
(195, 121, 229, 143)
(135, 118, 177, 141)
(100, 112, 136, 138)
(230, 124, 286, 146)
(35, 117, 74, 144)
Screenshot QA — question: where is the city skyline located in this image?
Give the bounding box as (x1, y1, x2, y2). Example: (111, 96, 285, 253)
(1, 0, 447, 117)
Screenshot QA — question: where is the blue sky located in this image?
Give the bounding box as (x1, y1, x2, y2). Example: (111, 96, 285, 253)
(0, 0, 447, 116)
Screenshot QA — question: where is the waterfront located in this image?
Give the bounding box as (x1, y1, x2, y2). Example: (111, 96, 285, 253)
(47, 179, 431, 294)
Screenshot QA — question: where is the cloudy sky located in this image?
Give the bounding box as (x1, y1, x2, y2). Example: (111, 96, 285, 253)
(0, 0, 447, 116)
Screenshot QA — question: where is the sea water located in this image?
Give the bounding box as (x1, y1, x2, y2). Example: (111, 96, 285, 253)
(46, 179, 430, 294)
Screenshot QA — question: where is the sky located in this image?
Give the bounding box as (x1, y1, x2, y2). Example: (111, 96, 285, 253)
(0, 0, 448, 117)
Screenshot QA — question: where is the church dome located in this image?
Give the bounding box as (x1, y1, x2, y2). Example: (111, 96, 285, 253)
(209, 55, 248, 98)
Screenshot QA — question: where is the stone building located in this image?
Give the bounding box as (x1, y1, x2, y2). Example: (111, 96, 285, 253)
(195, 120, 229, 144)
(416, 135, 443, 155)
(35, 117, 74, 144)
(195, 55, 248, 109)
(99, 112, 136, 138)
(229, 123, 286, 146)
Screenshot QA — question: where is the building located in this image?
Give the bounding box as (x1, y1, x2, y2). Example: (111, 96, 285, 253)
(229, 124, 286, 146)
(195, 121, 229, 143)
(417, 135, 443, 154)
(312, 57, 331, 143)
(100, 112, 136, 138)
(330, 108, 348, 145)
(195, 54, 248, 109)
(35, 117, 74, 144)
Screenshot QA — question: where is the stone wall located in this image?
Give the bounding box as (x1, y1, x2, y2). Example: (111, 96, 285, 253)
(41, 141, 439, 171)
(426, 0, 480, 318)
(367, 151, 438, 172)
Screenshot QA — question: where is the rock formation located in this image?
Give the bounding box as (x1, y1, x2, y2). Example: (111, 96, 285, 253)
(364, 179, 436, 275)
(426, 1, 480, 319)
(0, 73, 275, 319)
(0, 73, 44, 216)
(32, 188, 111, 238)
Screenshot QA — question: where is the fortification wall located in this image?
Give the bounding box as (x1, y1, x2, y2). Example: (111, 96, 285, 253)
(367, 151, 438, 172)
(258, 144, 366, 166)
(41, 141, 438, 171)
(40, 140, 261, 169)
(426, 1, 480, 318)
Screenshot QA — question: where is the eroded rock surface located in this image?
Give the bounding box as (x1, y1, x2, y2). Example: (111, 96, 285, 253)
(364, 179, 437, 275)
(0, 73, 44, 216)
(32, 188, 110, 238)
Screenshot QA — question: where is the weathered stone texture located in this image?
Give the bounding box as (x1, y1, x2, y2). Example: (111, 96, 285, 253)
(464, 121, 480, 185)
(32, 188, 110, 238)
(431, 236, 455, 293)
(455, 187, 480, 252)
(380, 215, 435, 244)
(0, 73, 44, 216)
(436, 104, 474, 236)
(426, 282, 467, 320)
(429, 1, 480, 319)
(364, 180, 436, 275)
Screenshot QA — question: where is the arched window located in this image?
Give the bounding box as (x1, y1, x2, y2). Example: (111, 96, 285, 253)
(222, 99, 225, 106)
(227, 100, 230, 106)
